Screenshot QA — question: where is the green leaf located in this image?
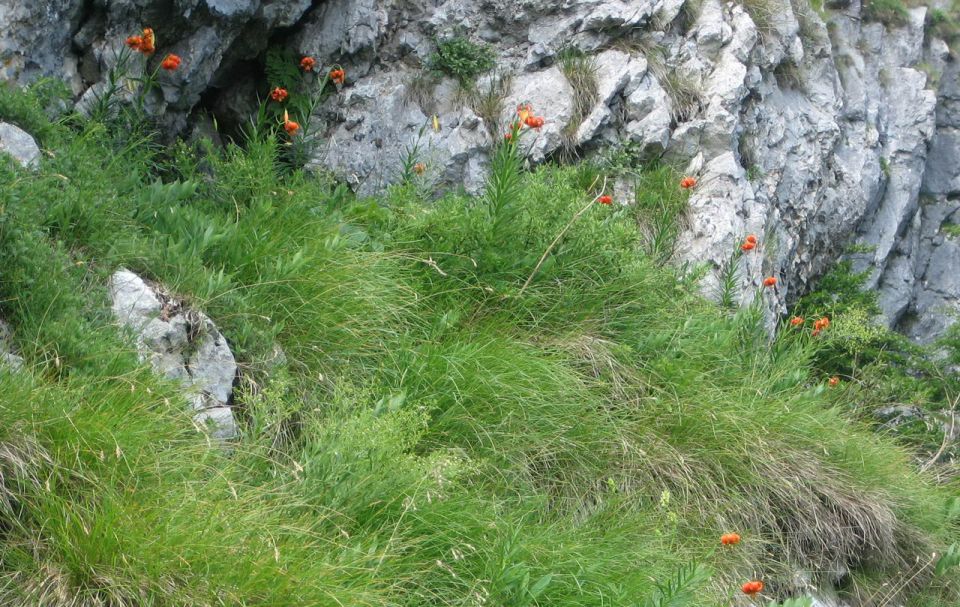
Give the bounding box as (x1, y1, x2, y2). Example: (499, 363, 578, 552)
(529, 573, 553, 598)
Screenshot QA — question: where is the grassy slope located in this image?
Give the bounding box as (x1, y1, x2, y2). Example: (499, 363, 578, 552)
(0, 82, 957, 606)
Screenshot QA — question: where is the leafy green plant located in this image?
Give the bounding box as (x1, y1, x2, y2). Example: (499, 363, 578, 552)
(880, 156, 891, 179)
(936, 543, 960, 575)
(428, 36, 496, 86)
(715, 243, 745, 311)
(793, 260, 960, 461)
(642, 561, 712, 607)
(928, 7, 960, 44)
(260, 48, 337, 169)
(84, 32, 185, 132)
(483, 120, 527, 237)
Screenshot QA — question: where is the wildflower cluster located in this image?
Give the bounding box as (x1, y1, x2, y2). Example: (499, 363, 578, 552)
(125, 27, 156, 55)
(264, 55, 345, 144)
(509, 103, 546, 137)
(787, 314, 831, 338)
(716, 532, 767, 599)
(499, 103, 547, 158)
(90, 26, 185, 122)
(125, 27, 180, 73)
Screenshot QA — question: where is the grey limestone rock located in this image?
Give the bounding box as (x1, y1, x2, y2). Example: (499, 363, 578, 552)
(0, 122, 40, 169)
(109, 269, 238, 439)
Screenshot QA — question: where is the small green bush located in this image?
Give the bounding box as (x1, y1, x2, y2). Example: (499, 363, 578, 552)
(428, 36, 496, 85)
(793, 260, 960, 461)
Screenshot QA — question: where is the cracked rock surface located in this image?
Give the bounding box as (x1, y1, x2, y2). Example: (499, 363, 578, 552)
(109, 269, 237, 439)
(0, 121, 40, 169)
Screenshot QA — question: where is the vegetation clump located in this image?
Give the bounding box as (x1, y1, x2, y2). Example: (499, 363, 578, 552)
(428, 36, 496, 86)
(863, 0, 911, 26)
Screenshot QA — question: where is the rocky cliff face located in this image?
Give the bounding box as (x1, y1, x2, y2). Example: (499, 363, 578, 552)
(2, 0, 958, 343)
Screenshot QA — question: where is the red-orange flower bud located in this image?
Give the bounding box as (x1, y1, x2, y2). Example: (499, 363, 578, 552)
(270, 87, 289, 102)
(329, 68, 345, 85)
(742, 581, 764, 596)
(720, 532, 741, 545)
(790, 316, 804, 326)
(517, 103, 532, 122)
(126, 35, 143, 51)
(763, 276, 777, 287)
(680, 176, 697, 189)
(283, 110, 300, 135)
(745, 234, 758, 244)
(598, 195, 613, 205)
(524, 115, 545, 130)
(828, 376, 840, 387)
(741, 241, 756, 251)
(300, 56, 316, 71)
(160, 54, 181, 71)
(140, 27, 156, 54)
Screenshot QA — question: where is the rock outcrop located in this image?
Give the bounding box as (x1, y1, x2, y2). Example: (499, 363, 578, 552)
(0, 121, 40, 168)
(2, 0, 959, 342)
(0, 319, 24, 371)
(109, 269, 238, 439)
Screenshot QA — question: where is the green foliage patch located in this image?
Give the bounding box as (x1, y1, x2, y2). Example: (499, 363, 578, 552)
(428, 36, 496, 86)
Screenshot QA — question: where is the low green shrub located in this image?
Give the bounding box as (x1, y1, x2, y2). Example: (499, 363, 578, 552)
(428, 36, 496, 85)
